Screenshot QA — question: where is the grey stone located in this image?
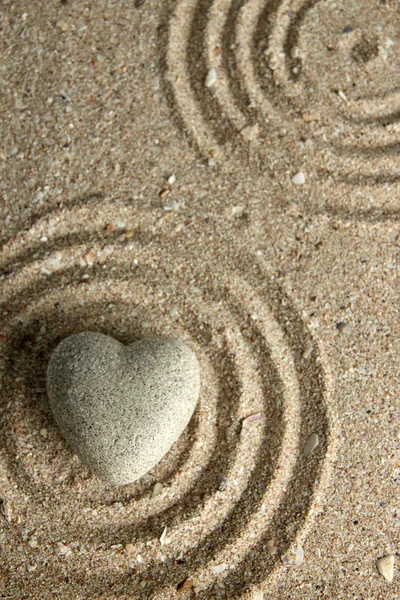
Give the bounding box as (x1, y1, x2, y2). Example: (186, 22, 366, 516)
(46, 332, 200, 486)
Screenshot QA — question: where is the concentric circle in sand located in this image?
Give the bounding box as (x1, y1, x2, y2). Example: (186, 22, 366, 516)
(0, 198, 338, 598)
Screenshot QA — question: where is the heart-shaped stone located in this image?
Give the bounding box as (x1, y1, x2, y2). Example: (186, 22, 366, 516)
(46, 332, 200, 486)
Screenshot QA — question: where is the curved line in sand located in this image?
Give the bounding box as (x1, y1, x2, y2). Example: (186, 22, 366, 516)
(0, 209, 338, 596)
(166, 0, 224, 159)
(205, 0, 248, 132)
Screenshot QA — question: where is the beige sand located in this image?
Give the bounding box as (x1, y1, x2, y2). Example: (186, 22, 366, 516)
(0, 0, 399, 597)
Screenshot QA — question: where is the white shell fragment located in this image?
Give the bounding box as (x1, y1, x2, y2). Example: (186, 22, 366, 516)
(376, 555, 394, 582)
(231, 205, 245, 217)
(211, 563, 227, 574)
(56, 542, 72, 557)
(43, 251, 63, 272)
(160, 527, 168, 546)
(304, 433, 319, 457)
(164, 199, 180, 212)
(282, 545, 304, 567)
(243, 412, 262, 423)
(292, 171, 306, 185)
(205, 68, 217, 88)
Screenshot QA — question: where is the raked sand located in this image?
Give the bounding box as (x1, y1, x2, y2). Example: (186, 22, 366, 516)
(0, 0, 399, 598)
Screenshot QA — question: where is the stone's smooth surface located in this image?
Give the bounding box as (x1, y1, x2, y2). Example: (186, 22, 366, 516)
(47, 332, 200, 486)
(376, 555, 394, 582)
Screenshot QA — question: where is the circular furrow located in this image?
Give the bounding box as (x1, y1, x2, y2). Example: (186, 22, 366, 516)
(205, 0, 249, 133)
(248, 0, 400, 182)
(0, 201, 337, 597)
(165, 0, 400, 200)
(167, 0, 224, 159)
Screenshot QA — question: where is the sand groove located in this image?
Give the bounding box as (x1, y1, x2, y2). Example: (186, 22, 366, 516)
(0, 200, 338, 597)
(165, 0, 400, 188)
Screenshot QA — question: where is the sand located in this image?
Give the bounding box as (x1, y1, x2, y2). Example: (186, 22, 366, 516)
(0, 0, 399, 598)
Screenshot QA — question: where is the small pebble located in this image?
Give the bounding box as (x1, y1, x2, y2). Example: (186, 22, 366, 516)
(168, 174, 176, 185)
(26, 563, 37, 573)
(303, 344, 313, 359)
(292, 172, 305, 185)
(302, 112, 319, 122)
(376, 555, 394, 582)
(159, 188, 170, 198)
(267, 539, 277, 555)
(84, 252, 95, 265)
(125, 543, 135, 556)
(205, 68, 217, 87)
(218, 475, 228, 491)
(304, 432, 319, 457)
(231, 205, 245, 217)
(177, 578, 194, 592)
(56, 542, 72, 557)
(0, 500, 13, 522)
(152, 482, 163, 498)
(211, 563, 227, 574)
(157, 551, 166, 562)
(164, 200, 180, 212)
(241, 123, 260, 141)
(282, 545, 304, 566)
(336, 322, 352, 335)
(43, 252, 63, 272)
(56, 21, 69, 32)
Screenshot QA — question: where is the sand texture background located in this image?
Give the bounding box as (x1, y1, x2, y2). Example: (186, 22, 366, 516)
(0, 0, 399, 598)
